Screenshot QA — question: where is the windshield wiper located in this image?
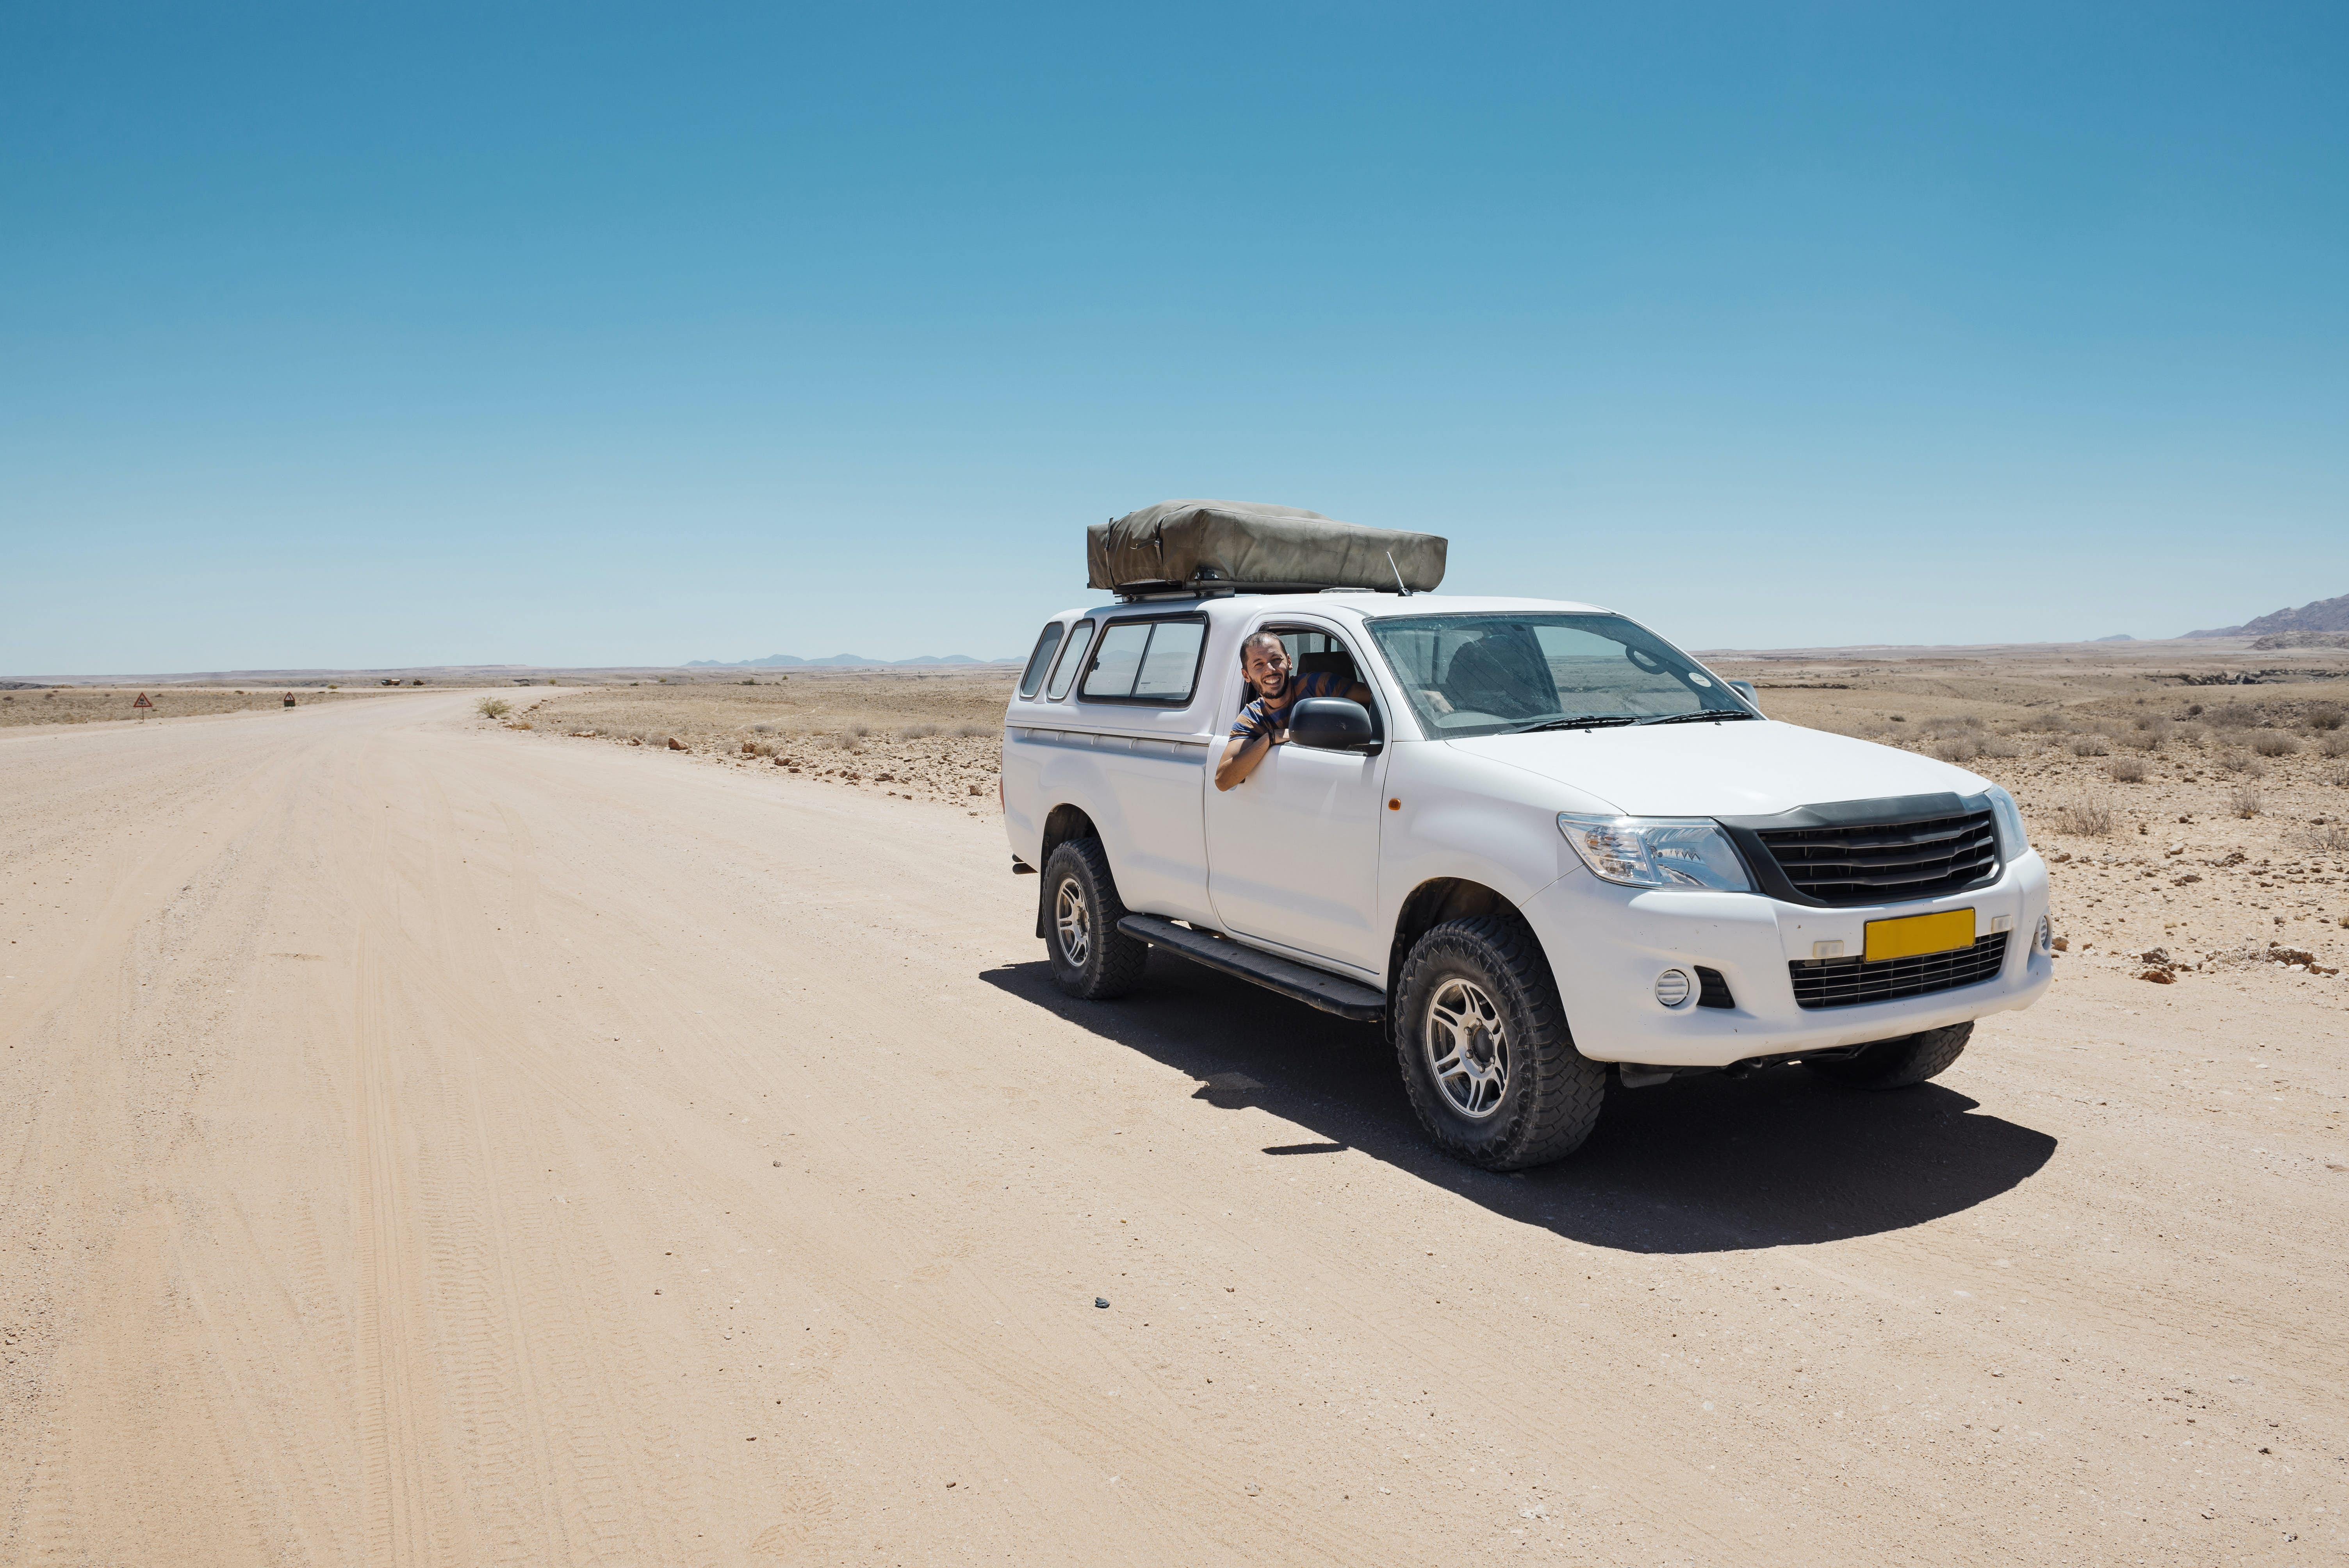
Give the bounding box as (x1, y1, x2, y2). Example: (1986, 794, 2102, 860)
(1635, 709, 1761, 726)
(1510, 715, 1640, 734)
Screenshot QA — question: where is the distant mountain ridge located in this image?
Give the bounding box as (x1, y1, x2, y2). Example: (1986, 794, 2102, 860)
(684, 653, 1002, 668)
(2185, 592, 2349, 639)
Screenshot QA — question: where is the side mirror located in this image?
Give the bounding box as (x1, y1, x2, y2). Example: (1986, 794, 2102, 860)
(1728, 679, 1760, 712)
(1288, 697, 1379, 752)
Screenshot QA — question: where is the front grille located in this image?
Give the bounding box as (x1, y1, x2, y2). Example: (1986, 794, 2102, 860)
(1789, 932, 2009, 1010)
(1757, 810, 1999, 906)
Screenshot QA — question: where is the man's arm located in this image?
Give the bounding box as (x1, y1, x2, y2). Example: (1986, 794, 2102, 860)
(1215, 728, 1277, 791)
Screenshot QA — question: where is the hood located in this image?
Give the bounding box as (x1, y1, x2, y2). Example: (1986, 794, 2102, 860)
(1447, 720, 1988, 818)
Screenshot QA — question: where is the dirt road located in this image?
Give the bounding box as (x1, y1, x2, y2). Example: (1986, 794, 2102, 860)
(3, 695, 2342, 1566)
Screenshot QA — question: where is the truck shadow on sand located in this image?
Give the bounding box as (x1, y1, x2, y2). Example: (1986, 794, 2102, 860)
(982, 951, 2058, 1254)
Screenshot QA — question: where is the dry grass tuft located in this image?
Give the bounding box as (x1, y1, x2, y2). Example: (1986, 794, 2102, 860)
(2230, 787, 2264, 818)
(2302, 823, 2349, 854)
(897, 723, 941, 740)
(2251, 732, 2301, 757)
(1930, 737, 1979, 763)
(476, 697, 513, 719)
(2070, 737, 2110, 758)
(2108, 757, 2148, 783)
(2054, 795, 2114, 836)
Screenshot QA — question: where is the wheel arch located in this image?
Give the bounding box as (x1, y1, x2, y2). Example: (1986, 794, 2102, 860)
(1035, 804, 1100, 938)
(1385, 878, 1543, 1044)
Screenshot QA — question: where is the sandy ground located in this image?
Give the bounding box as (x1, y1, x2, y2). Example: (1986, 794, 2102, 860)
(4, 690, 2346, 1566)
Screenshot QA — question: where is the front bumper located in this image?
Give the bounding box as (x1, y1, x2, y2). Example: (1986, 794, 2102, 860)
(1522, 852, 2052, 1067)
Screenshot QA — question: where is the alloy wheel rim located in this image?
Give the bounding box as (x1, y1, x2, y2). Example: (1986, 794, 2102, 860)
(1055, 879, 1091, 966)
(1424, 976, 1509, 1119)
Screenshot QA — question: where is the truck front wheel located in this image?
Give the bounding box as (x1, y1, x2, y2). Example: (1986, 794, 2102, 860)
(1394, 916, 1606, 1170)
(1042, 838, 1150, 1000)
(1804, 1022, 1971, 1088)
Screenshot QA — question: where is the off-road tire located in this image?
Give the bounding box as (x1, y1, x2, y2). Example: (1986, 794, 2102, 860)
(1393, 915, 1606, 1171)
(1804, 1022, 1971, 1088)
(1042, 837, 1149, 1001)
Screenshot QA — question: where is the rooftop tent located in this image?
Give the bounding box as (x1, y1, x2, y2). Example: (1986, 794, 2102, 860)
(1087, 499, 1447, 595)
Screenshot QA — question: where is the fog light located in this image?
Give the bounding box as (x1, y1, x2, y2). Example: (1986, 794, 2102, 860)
(2035, 915, 2052, 954)
(1654, 969, 1692, 1008)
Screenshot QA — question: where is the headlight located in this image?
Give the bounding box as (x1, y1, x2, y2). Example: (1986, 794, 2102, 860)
(1557, 814, 1753, 892)
(1985, 786, 2029, 859)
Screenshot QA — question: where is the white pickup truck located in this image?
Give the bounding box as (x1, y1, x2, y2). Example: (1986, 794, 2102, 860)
(1000, 588, 2051, 1170)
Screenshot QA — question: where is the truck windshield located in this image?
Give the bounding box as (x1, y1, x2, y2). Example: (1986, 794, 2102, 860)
(1366, 613, 1754, 738)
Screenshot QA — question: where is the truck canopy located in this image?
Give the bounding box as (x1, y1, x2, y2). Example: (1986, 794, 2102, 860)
(1087, 499, 1447, 595)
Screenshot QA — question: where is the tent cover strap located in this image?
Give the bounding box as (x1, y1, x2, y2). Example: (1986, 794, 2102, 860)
(1087, 499, 1447, 593)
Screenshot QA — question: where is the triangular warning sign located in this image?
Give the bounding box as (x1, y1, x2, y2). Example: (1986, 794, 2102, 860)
(132, 693, 153, 708)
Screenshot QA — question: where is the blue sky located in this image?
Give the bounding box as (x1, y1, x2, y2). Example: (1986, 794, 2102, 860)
(3, 2, 2344, 673)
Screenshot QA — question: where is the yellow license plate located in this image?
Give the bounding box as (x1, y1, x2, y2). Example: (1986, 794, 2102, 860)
(1863, 909, 1976, 963)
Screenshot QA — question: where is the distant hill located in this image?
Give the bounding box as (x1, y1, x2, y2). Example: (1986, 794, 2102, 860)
(2185, 592, 2349, 639)
(684, 653, 998, 668)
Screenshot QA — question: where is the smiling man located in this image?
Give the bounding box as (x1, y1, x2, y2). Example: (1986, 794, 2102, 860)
(1214, 631, 1374, 791)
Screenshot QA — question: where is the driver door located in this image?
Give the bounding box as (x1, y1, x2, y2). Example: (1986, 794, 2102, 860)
(1202, 623, 1392, 975)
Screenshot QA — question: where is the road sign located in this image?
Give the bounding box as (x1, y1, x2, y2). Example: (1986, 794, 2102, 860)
(133, 693, 153, 718)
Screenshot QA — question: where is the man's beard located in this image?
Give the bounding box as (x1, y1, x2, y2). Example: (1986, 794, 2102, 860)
(1259, 668, 1287, 696)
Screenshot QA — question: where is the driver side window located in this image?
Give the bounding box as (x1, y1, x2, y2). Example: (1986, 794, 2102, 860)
(1238, 624, 1381, 735)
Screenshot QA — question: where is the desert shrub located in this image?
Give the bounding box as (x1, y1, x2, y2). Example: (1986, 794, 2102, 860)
(898, 723, 941, 740)
(750, 723, 775, 734)
(845, 722, 872, 738)
(2069, 737, 2109, 757)
(2132, 712, 2164, 731)
(1977, 738, 2020, 759)
(2251, 732, 2300, 757)
(2230, 787, 2263, 818)
(2324, 763, 2349, 788)
(2108, 757, 2148, 783)
(2122, 720, 2167, 750)
(2053, 795, 2114, 836)
(2173, 722, 2207, 746)
(2324, 733, 2349, 759)
(2219, 751, 2262, 775)
(476, 697, 513, 719)
(2207, 704, 2259, 730)
(1930, 737, 1980, 763)
(2303, 823, 2349, 854)
(1921, 715, 1984, 736)
(2304, 703, 2344, 732)
(948, 723, 991, 738)
(830, 732, 863, 752)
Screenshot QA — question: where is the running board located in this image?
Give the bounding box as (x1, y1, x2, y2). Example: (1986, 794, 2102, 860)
(1115, 915, 1386, 1023)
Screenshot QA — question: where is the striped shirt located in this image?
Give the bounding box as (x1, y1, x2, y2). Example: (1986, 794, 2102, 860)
(1229, 671, 1348, 741)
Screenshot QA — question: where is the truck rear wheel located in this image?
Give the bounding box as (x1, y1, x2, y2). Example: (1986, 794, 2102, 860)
(1393, 915, 1606, 1170)
(1804, 1022, 1971, 1088)
(1042, 838, 1149, 1000)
